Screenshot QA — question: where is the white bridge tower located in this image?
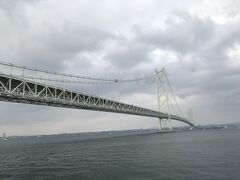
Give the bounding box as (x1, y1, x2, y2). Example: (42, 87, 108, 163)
(156, 68, 172, 131)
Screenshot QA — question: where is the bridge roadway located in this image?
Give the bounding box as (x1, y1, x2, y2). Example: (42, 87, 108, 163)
(0, 73, 194, 126)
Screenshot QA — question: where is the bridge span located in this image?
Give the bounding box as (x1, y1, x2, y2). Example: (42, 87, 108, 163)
(0, 73, 194, 127)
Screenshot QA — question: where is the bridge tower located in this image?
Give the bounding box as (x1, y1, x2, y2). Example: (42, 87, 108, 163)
(156, 68, 172, 131)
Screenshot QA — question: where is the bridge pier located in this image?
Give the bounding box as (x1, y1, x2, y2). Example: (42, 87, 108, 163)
(158, 118, 162, 130)
(168, 118, 172, 130)
(158, 118, 172, 131)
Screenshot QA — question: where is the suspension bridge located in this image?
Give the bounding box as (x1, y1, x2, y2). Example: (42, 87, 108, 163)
(0, 62, 194, 129)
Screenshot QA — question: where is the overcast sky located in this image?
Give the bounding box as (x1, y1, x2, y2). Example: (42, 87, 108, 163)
(1, 0, 240, 136)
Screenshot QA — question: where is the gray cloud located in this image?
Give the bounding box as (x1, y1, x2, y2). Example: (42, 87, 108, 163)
(105, 41, 151, 68)
(139, 12, 215, 54)
(0, 1, 116, 72)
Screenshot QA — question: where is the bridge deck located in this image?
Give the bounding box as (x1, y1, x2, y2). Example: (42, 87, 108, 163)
(0, 74, 193, 126)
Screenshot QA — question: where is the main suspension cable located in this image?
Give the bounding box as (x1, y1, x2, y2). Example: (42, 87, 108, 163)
(0, 61, 155, 84)
(164, 70, 184, 117)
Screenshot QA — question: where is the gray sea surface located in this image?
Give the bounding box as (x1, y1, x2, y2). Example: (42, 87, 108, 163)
(0, 129, 240, 180)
